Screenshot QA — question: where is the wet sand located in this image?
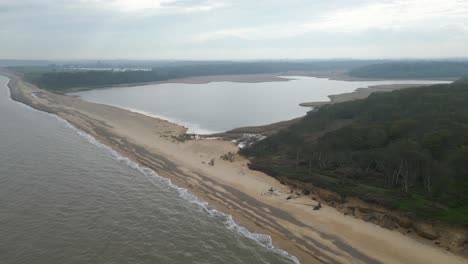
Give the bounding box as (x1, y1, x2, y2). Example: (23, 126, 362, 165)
(3, 71, 467, 264)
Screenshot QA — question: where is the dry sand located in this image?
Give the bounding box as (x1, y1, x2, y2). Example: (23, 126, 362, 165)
(4, 71, 467, 264)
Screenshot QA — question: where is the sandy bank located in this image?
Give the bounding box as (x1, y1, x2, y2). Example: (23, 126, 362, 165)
(3, 71, 467, 264)
(300, 84, 435, 108)
(60, 74, 292, 93)
(288, 70, 458, 82)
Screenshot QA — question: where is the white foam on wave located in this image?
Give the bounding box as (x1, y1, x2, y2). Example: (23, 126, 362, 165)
(3, 80, 300, 263)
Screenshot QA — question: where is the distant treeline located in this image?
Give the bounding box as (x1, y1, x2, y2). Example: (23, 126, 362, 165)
(242, 78, 468, 225)
(349, 61, 468, 79)
(16, 60, 468, 91)
(19, 61, 379, 91)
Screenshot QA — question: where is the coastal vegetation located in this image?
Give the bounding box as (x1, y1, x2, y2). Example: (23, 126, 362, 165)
(241, 78, 468, 226)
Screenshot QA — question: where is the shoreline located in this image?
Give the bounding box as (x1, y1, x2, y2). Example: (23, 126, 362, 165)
(59, 74, 294, 93)
(286, 70, 458, 82)
(3, 71, 467, 264)
(300, 83, 443, 108)
(49, 70, 455, 94)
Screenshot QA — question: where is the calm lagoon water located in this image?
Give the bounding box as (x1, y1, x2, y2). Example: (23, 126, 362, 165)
(71, 76, 449, 134)
(0, 75, 296, 264)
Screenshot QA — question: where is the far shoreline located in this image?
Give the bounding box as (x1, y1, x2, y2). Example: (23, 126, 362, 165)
(58, 74, 294, 93)
(299, 83, 448, 108)
(46, 70, 457, 94)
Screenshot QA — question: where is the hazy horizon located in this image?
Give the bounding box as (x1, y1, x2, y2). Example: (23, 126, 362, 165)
(1, 0, 468, 60)
(0, 56, 468, 60)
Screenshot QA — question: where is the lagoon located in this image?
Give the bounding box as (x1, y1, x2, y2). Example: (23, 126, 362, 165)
(72, 76, 449, 134)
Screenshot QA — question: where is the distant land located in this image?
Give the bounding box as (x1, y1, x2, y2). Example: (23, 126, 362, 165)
(9, 60, 378, 91)
(4, 59, 467, 92)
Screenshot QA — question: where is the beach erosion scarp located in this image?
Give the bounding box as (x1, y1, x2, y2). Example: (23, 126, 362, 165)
(4, 72, 468, 264)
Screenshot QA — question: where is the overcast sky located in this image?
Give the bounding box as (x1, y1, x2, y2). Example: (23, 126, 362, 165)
(1, 0, 468, 60)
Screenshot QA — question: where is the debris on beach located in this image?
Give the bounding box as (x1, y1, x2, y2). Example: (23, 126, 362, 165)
(313, 202, 322, 211)
(208, 158, 215, 166)
(220, 152, 236, 162)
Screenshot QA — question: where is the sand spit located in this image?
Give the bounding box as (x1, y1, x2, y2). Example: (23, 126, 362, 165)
(3, 71, 467, 264)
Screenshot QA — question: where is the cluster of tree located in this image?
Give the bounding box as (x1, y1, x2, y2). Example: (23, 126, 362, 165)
(349, 61, 468, 79)
(22, 60, 380, 91)
(29, 70, 162, 91)
(241, 79, 468, 225)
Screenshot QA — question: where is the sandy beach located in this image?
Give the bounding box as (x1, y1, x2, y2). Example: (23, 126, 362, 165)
(3, 71, 467, 264)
